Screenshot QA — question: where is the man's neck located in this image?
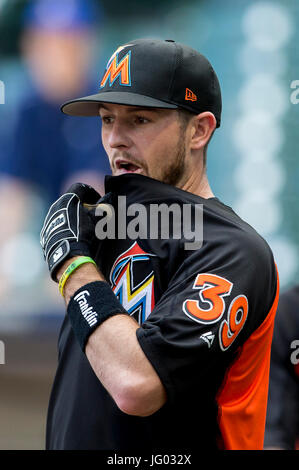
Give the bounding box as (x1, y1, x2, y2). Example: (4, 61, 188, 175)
(180, 170, 214, 199)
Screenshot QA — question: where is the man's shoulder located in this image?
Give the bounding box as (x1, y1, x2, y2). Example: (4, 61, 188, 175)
(200, 197, 275, 265)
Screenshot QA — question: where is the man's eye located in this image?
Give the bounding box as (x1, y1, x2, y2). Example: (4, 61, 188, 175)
(101, 116, 113, 124)
(136, 116, 149, 124)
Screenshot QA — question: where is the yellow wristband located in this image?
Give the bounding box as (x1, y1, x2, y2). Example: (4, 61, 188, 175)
(58, 256, 97, 297)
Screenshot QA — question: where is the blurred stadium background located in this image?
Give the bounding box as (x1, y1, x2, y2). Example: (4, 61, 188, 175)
(0, 0, 298, 450)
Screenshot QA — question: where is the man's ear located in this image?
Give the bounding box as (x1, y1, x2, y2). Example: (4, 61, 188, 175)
(190, 112, 216, 150)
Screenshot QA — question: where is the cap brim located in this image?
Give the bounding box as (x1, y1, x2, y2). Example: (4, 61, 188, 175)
(61, 91, 178, 116)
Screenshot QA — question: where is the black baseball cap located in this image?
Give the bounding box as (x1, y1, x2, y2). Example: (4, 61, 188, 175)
(61, 38, 222, 127)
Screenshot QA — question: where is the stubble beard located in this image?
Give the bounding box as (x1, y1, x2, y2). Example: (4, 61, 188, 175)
(159, 140, 186, 187)
(157, 127, 187, 187)
(110, 127, 187, 187)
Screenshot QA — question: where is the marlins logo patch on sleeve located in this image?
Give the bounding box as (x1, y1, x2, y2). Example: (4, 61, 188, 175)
(109, 242, 156, 324)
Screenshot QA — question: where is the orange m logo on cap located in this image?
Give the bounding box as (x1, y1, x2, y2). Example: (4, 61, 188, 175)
(100, 49, 131, 88)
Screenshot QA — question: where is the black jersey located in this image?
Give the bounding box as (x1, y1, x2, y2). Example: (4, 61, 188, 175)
(264, 285, 299, 449)
(46, 174, 279, 450)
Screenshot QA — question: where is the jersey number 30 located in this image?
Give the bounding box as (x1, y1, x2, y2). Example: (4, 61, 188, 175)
(183, 273, 248, 351)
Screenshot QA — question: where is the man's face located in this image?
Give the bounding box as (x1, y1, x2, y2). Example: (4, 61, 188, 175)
(99, 103, 191, 188)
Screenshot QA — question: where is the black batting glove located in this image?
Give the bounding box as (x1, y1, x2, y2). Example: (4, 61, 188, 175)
(40, 182, 101, 281)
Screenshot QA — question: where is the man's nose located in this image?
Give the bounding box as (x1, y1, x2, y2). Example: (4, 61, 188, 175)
(108, 121, 131, 149)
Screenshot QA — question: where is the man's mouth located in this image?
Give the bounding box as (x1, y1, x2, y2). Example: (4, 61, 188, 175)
(114, 159, 143, 175)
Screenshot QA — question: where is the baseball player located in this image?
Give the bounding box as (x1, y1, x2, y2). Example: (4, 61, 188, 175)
(264, 286, 299, 449)
(40, 39, 279, 450)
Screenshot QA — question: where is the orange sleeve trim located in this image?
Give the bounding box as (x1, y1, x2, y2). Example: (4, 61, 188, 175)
(216, 267, 280, 450)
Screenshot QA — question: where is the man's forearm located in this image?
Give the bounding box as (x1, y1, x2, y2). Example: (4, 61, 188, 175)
(56, 257, 167, 416)
(56, 256, 104, 303)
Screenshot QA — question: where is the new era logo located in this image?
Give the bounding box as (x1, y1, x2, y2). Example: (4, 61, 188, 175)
(185, 88, 197, 102)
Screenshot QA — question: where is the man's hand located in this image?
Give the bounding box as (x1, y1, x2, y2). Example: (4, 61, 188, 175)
(40, 182, 101, 281)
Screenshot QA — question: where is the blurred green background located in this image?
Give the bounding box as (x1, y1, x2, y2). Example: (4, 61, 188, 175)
(0, 0, 298, 450)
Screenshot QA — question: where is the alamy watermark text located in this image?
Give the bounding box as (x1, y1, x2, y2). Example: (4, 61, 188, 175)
(290, 80, 299, 104)
(94, 196, 203, 250)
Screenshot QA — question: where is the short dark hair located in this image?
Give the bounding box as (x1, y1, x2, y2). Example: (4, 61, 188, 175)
(177, 108, 215, 169)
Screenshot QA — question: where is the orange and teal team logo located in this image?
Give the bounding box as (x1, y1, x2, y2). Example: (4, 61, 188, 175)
(109, 242, 155, 324)
(100, 46, 132, 88)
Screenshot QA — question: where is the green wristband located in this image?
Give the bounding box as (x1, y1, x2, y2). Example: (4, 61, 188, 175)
(58, 256, 97, 297)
